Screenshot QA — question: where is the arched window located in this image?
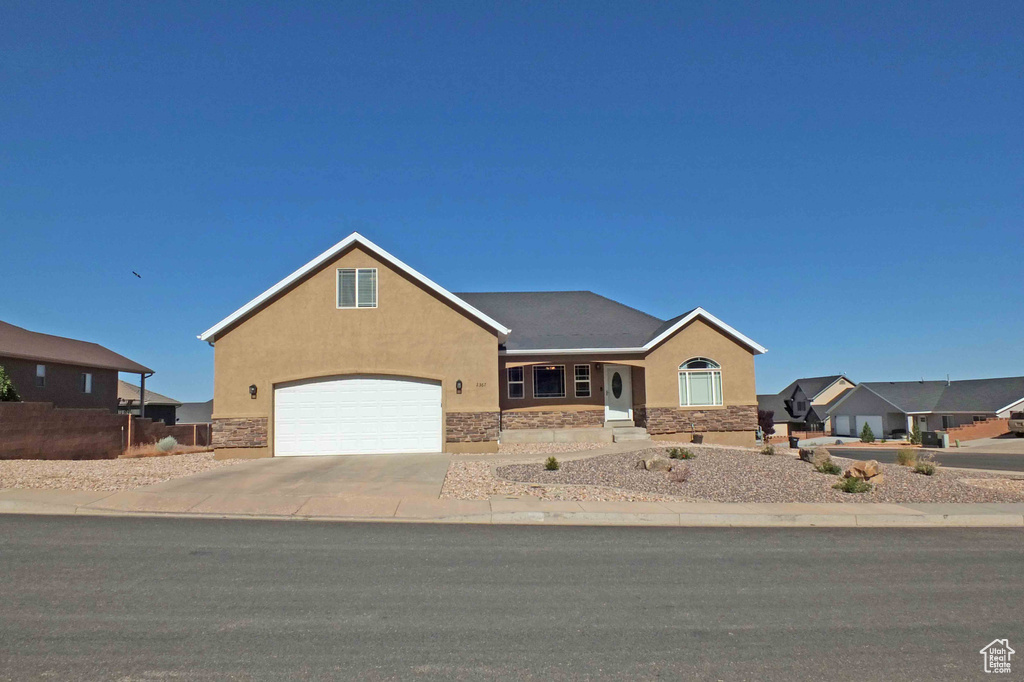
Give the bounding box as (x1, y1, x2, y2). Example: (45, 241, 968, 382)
(678, 358, 723, 406)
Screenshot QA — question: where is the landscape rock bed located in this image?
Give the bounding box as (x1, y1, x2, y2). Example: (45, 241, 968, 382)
(0, 452, 247, 491)
(473, 446, 1024, 504)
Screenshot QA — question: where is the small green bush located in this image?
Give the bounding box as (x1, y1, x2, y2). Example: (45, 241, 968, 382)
(0, 364, 20, 402)
(860, 422, 875, 443)
(156, 436, 178, 453)
(913, 455, 938, 476)
(668, 448, 695, 460)
(879, 438, 887, 444)
(815, 460, 843, 475)
(908, 423, 922, 445)
(833, 477, 872, 494)
(761, 444, 775, 456)
(544, 456, 560, 471)
(895, 448, 918, 466)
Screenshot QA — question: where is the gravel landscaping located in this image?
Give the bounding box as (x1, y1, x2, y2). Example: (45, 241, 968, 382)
(0, 452, 247, 491)
(442, 445, 1024, 503)
(496, 442, 607, 456)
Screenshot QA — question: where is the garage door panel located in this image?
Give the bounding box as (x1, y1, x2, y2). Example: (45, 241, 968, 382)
(274, 375, 442, 456)
(855, 415, 883, 439)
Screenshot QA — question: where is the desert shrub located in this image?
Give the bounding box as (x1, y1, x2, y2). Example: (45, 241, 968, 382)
(667, 464, 690, 483)
(908, 423, 922, 445)
(914, 455, 938, 476)
(833, 477, 872, 494)
(761, 444, 775, 456)
(814, 459, 843, 475)
(895, 448, 918, 467)
(156, 436, 178, 453)
(668, 448, 695, 460)
(544, 456, 560, 471)
(860, 423, 875, 443)
(880, 438, 887, 444)
(0, 365, 20, 402)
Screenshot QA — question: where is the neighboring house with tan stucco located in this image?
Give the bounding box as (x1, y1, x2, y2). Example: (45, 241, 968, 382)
(757, 375, 855, 439)
(199, 233, 767, 458)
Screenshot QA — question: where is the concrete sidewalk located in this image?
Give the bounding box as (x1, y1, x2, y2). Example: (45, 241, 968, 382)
(2, 487, 1023, 527)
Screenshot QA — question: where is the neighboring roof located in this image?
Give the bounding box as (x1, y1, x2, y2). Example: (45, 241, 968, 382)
(829, 376, 1024, 415)
(117, 380, 181, 407)
(757, 393, 795, 422)
(177, 399, 213, 423)
(0, 320, 153, 374)
(458, 292, 766, 354)
(198, 232, 511, 343)
(774, 375, 849, 403)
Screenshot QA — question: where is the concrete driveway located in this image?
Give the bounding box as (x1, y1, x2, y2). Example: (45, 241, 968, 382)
(139, 453, 452, 499)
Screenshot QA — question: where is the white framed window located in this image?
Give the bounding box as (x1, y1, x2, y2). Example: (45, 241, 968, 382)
(81, 373, 92, 394)
(337, 268, 377, 309)
(574, 364, 591, 398)
(678, 357, 723, 407)
(533, 365, 565, 399)
(507, 367, 524, 399)
(35, 364, 46, 387)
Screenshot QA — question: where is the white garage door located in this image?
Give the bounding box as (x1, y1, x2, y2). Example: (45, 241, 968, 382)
(855, 415, 884, 439)
(835, 416, 851, 436)
(274, 375, 442, 456)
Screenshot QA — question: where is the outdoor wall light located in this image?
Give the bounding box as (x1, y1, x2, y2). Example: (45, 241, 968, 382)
(456, 380, 463, 394)
(249, 384, 258, 399)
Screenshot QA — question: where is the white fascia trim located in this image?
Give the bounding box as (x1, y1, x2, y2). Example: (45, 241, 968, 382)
(198, 232, 511, 342)
(997, 396, 1024, 415)
(645, 307, 767, 355)
(500, 307, 767, 357)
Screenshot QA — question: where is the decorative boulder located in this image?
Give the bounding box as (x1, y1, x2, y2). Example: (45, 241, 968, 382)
(667, 464, 690, 483)
(645, 457, 673, 472)
(798, 448, 815, 462)
(844, 459, 882, 480)
(811, 447, 832, 467)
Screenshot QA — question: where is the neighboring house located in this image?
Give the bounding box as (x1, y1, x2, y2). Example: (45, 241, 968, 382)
(177, 399, 214, 424)
(757, 375, 855, 439)
(199, 233, 767, 458)
(0, 320, 152, 412)
(827, 376, 1024, 439)
(117, 380, 182, 426)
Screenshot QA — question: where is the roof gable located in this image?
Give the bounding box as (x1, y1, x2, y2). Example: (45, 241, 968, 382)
(0, 320, 152, 374)
(117, 380, 180, 406)
(198, 233, 511, 343)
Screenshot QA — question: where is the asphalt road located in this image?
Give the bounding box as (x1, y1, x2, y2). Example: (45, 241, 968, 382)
(1, 517, 1022, 681)
(829, 447, 1024, 472)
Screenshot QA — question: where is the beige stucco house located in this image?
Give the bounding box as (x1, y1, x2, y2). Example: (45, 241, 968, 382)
(200, 233, 767, 458)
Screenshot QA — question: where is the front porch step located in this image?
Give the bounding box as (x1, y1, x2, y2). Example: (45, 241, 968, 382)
(612, 426, 651, 443)
(604, 419, 635, 429)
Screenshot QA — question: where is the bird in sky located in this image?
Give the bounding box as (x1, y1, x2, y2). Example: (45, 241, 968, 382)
(132, 271, 142, 278)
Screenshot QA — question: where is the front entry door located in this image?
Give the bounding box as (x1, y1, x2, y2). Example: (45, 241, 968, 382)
(604, 364, 633, 422)
(917, 415, 928, 433)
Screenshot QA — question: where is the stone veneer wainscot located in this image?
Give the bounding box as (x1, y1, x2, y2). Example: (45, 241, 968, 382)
(500, 409, 605, 431)
(212, 417, 268, 448)
(445, 412, 500, 443)
(643, 405, 757, 435)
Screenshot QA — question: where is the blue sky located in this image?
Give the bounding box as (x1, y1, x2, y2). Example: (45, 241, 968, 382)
(2, 1, 1021, 401)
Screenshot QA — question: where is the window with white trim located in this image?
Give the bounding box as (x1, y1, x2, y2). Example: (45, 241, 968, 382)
(507, 367, 524, 399)
(574, 364, 591, 398)
(35, 364, 46, 387)
(533, 365, 565, 399)
(337, 268, 377, 308)
(81, 373, 92, 394)
(678, 357, 723, 406)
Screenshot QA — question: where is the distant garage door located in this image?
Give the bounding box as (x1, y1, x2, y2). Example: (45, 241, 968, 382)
(274, 376, 442, 456)
(835, 416, 851, 436)
(855, 415, 884, 440)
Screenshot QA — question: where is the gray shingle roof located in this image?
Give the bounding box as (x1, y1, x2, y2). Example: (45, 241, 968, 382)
(455, 291, 673, 351)
(759, 375, 853, 423)
(776, 375, 847, 402)
(117, 380, 180, 406)
(757, 393, 794, 422)
(177, 399, 213, 423)
(861, 377, 1024, 413)
(0, 320, 152, 374)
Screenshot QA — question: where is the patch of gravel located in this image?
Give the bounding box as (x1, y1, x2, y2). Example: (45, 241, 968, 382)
(497, 442, 607, 456)
(457, 446, 1024, 504)
(0, 452, 246, 491)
